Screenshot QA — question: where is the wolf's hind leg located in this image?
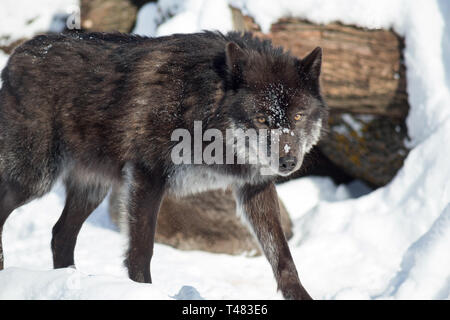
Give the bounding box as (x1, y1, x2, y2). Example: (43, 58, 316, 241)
(0, 179, 36, 270)
(51, 176, 109, 269)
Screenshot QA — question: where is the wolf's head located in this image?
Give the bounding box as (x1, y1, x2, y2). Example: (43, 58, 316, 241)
(221, 36, 328, 177)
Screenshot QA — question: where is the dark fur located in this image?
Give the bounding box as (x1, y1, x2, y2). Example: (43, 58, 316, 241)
(0, 31, 327, 299)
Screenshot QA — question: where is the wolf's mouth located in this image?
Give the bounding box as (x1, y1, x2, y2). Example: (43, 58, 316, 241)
(261, 159, 303, 177)
(276, 171, 295, 177)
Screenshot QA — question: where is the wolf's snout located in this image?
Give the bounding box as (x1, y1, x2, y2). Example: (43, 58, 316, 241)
(279, 156, 297, 173)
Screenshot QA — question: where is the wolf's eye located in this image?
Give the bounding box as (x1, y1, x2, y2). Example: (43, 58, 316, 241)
(294, 113, 303, 121)
(257, 116, 267, 124)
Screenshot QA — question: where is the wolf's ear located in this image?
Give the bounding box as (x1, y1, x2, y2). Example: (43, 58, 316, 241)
(301, 47, 322, 81)
(225, 42, 245, 74)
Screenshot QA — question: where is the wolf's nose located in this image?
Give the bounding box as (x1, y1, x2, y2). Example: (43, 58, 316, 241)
(279, 156, 297, 172)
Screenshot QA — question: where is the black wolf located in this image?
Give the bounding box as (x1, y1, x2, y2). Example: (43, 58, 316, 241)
(0, 31, 327, 299)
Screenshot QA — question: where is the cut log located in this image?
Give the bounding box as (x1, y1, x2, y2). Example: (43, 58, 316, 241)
(231, 8, 408, 118)
(80, 0, 139, 33)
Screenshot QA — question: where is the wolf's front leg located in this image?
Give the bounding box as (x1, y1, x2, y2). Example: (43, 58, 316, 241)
(124, 164, 166, 283)
(234, 182, 312, 300)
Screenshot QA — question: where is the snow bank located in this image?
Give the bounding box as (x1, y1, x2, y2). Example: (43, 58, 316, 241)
(0, 0, 79, 46)
(0, 0, 449, 300)
(288, 120, 450, 299)
(0, 184, 283, 299)
(383, 204, 450, 299)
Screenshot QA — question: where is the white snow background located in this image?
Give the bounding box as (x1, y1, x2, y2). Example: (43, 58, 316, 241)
(0, 0, 449, 299)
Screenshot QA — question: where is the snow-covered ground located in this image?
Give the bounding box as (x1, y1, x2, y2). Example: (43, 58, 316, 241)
(0, 0, 449, 300)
